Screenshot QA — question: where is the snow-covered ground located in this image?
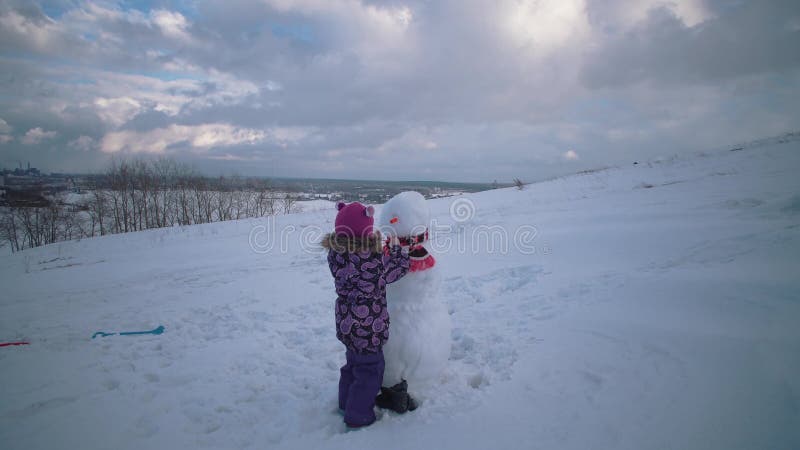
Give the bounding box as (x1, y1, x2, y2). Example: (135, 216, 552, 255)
(1, 140, 799, 450)
(295, 199, 337, 213)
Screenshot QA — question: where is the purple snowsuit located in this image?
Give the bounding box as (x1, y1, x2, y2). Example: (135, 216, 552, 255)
(327, 243, 409, 426)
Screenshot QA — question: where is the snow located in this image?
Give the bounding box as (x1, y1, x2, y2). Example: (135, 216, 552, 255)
(2, 140, 800, 449)
(377, 191, 430, 237)
(295, 199, 337, 213)
(381, 266, 450, 388)
(378, 192, 451, 388)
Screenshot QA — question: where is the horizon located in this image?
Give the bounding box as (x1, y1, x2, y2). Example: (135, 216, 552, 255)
(5, 128, 794, 186)
(1, 1, 799, 182)
(0, 161, 504, 186)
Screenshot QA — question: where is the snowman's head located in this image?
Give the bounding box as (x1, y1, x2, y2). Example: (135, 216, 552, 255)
(378, 191, 430, 238)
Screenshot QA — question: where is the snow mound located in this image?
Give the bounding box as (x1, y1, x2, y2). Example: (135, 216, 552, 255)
(1, 141, 799, 450)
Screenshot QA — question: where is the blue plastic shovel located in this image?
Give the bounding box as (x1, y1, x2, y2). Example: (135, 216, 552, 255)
(92, 325, 165, 339)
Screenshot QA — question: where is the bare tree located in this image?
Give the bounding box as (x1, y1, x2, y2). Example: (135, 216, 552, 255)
(88, 183, 109, 235)
(192, 177, 215, 224)
(250, 179, 276, 217)
(215, 177, 234, 222)
(107, 158, 133, 233)
(2, 157, 290, 251)
(282, 193, 298, 214)
(131, 159, 150, 230)
(0, 208, 21, 252)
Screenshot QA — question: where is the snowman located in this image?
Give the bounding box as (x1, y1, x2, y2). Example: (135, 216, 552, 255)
(376, 191, 451, 413)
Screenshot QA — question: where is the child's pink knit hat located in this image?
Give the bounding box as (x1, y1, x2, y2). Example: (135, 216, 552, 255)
(334, 202, 375, 237)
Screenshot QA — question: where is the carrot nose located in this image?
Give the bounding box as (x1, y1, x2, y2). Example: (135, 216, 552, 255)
(390, 217, 399, 224)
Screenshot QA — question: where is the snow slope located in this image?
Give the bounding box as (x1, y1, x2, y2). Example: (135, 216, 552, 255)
(1, 140, 799, 450)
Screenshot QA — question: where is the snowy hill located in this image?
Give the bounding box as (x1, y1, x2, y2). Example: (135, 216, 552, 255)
(1, 140, 799, 450)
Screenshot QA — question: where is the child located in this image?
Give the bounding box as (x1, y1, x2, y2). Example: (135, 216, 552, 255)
(322, 201, 410, 428)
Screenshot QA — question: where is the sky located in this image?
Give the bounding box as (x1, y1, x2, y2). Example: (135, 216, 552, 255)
(0, 0, 798, 182)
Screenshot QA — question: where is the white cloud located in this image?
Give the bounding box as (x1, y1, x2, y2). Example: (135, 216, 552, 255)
(75, 67, 260, 127)
(68, 135, 97, 152)
(1, 4, 202, 63)
(264, 0, 416, 72)
(93, 97, 144, 127)
(563, 149, 580, 161)
(268, 127, 316, 148)
(594, 0, 713, 29)
(503, 0, 591, 53)
(0, 118, 12, 144)
(671, 0, 713, 27)
(376, 127, 440, 155)
(264, 0, 413, 39)
(0, 7, 63, 53)
(150, 10, 193, 42)
(0, 118, 12, 134)
(77, 3, 150, 25)
(100, 124, 273, 154)
(21, 127, 58, 145)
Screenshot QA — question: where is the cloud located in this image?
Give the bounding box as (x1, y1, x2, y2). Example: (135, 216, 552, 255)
(85, 68, 261, 127)
(68, 135, 96, 152)
(0, 1, 798, 180)
(0, 3, 66, 53)
(150, 10, 193, 42)
(93, 97, 144, 127)
(7, 63, 263, 131)
(101, 124, 266, 154)
(502, 0, 590, 53)
(587, 0, 713, 29)
(0, 118, 11, 144)
(377, 127, 440, 155)
(21, 127, 57, 145)
(0, 118, 12, 134)
(563, 150, 580, 161)
(262, 0, 416, 73)
(99, 123, 312, 154)
(580, 1, 800, 88)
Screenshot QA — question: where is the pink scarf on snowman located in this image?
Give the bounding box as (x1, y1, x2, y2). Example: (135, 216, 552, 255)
(386, 231, 435, 272)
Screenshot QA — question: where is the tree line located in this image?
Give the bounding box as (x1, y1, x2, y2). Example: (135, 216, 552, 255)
(1, 158, 299, 252)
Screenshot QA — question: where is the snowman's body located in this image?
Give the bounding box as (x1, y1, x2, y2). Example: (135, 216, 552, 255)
(379, 192, 451, 388)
